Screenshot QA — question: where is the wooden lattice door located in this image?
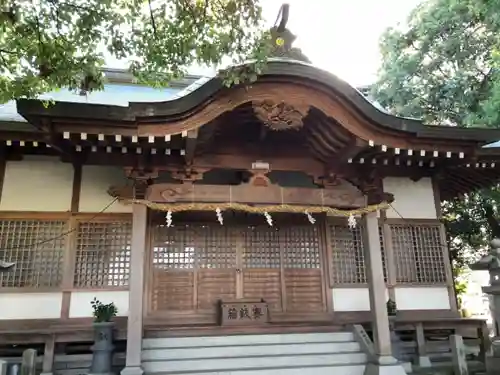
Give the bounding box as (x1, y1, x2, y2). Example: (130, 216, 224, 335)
(280, 225, 325, 313)
(241, 226, 283, 312)
(149, 223, 238, 320)
(149, 220, 327, 323)
(241, 224, 327, 317)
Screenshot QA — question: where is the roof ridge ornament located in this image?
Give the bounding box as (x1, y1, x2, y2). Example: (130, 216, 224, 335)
(270, 4, 310, 63)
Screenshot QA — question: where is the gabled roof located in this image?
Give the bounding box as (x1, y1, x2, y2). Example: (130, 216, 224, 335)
(3, 59, 500, 202)
(15, 59, 500, 146)
(0, 69, 202, 124)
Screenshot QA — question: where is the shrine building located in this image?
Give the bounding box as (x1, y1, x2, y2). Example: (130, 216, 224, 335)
(1, 23, 500, 375)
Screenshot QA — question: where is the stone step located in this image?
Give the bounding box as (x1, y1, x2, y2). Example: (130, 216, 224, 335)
(142, 341, 361, 361)
(145, 364, 366, 375)
(142, 352, 367, 373)
(142, 332, 354, 349)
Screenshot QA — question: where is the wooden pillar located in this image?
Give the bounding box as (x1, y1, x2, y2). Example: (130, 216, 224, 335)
(362, 211, 406, 375)
(381, 210, 397, 302)
(0, 359, 6, 375)
(415, 323, 431, 367)
(0, 146, 5, 205)
(434, 178, 459, 313)
(121, 204, 147, 375)
(41, 335, 56, 375)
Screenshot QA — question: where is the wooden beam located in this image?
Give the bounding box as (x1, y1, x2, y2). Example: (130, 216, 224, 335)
(0, 145, 5, 205)
(338, 137, 367, 161)
(184, 129, 199, 165)
(145, 180, 367, 208)
(71, 163, 82, 213)
(42, 120, 68, 155)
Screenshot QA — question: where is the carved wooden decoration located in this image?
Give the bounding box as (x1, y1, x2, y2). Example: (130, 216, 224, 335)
(219, 299, 269, 326)
(170, 167, 208, 184)
(124, 167, 159, 181)
(347, 168, 395, 205)
(249, 171, 271, 187)
(252, 100, 307, 131)
(108, 185, 134, 200)
(314, 172, 343, 188)
(146, 178, 366, 208)
(249, 164, 271, 187)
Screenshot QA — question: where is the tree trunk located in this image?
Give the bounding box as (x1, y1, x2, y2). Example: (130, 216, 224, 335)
(484, 203, 500, 238)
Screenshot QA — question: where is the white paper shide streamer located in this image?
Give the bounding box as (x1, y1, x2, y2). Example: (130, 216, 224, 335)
(166, 210, 173, 227)
(264, 211, 273, 226)
(305, 211, 316, 224)
(216, 207, 224, 225)
(347, 214, 357, 229)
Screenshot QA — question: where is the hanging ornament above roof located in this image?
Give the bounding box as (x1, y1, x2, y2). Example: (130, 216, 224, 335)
(270, 4, 310, 63)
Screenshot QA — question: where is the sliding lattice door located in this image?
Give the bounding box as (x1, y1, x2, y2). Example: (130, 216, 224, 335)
(149, 224, 238, 318)
(148, 220, 327, 323)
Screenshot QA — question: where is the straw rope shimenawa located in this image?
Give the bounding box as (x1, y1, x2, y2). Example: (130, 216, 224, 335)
(121, 198, 390, 216)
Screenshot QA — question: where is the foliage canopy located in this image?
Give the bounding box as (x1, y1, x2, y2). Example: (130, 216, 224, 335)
(0, 0, 269, 103)
(372, 0, 500, 276)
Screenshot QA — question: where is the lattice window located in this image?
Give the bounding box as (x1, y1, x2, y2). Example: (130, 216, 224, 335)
(152, 225, 237, 269)
(329, 223, 387, 285)
(152, 224, 196, 269)
(329, 224, 366, 284)
(74, 220, 132, 288)
(197, 226, 236, 269)
(243, 226, 281, 268)
(0, 219, 66, 288)
(391, 223, 446, 284)
(282, 226, 321, 268)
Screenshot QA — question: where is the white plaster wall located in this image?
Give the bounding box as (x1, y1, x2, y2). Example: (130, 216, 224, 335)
(69, 291, 129, 318)
(0, 156, 73, 211)
(79, 165, 132, 213)
(383, 177, 436, 219)
(332, 288, 388, 311)
(333, 287, 450, 311)
(395, 287, 451, 310)
(0, 293, 63, 319)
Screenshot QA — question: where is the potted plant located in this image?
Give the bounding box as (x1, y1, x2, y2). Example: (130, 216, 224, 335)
(386, 298, 404, 362)
(89, 298, 118, 375)
(386, 298, 398, 331)
(386, 299, 397, 317)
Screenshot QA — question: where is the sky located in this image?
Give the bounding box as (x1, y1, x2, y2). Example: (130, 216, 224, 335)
(257, 0, 423, 86)
(106, 0, 424, 87)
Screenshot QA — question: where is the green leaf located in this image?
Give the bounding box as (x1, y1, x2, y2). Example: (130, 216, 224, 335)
(0, 0, 269, 103)
(373, 0, 500, 285)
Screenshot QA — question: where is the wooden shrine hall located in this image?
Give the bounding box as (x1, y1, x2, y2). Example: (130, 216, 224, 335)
(3, 23, 500, 375)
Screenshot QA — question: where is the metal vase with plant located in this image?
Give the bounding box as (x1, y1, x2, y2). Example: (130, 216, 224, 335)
(89, 298, 118, 375)
(386, 298, 404, 363)
(386, 299, 397, 317)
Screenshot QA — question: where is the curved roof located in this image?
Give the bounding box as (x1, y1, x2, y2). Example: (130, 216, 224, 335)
(16, 60, 500, 145)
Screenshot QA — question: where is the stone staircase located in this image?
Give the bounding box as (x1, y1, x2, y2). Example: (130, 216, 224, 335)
(141, 331, 367, 375)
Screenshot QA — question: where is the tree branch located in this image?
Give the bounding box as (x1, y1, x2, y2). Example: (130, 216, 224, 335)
(147, 0, 157, 38)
